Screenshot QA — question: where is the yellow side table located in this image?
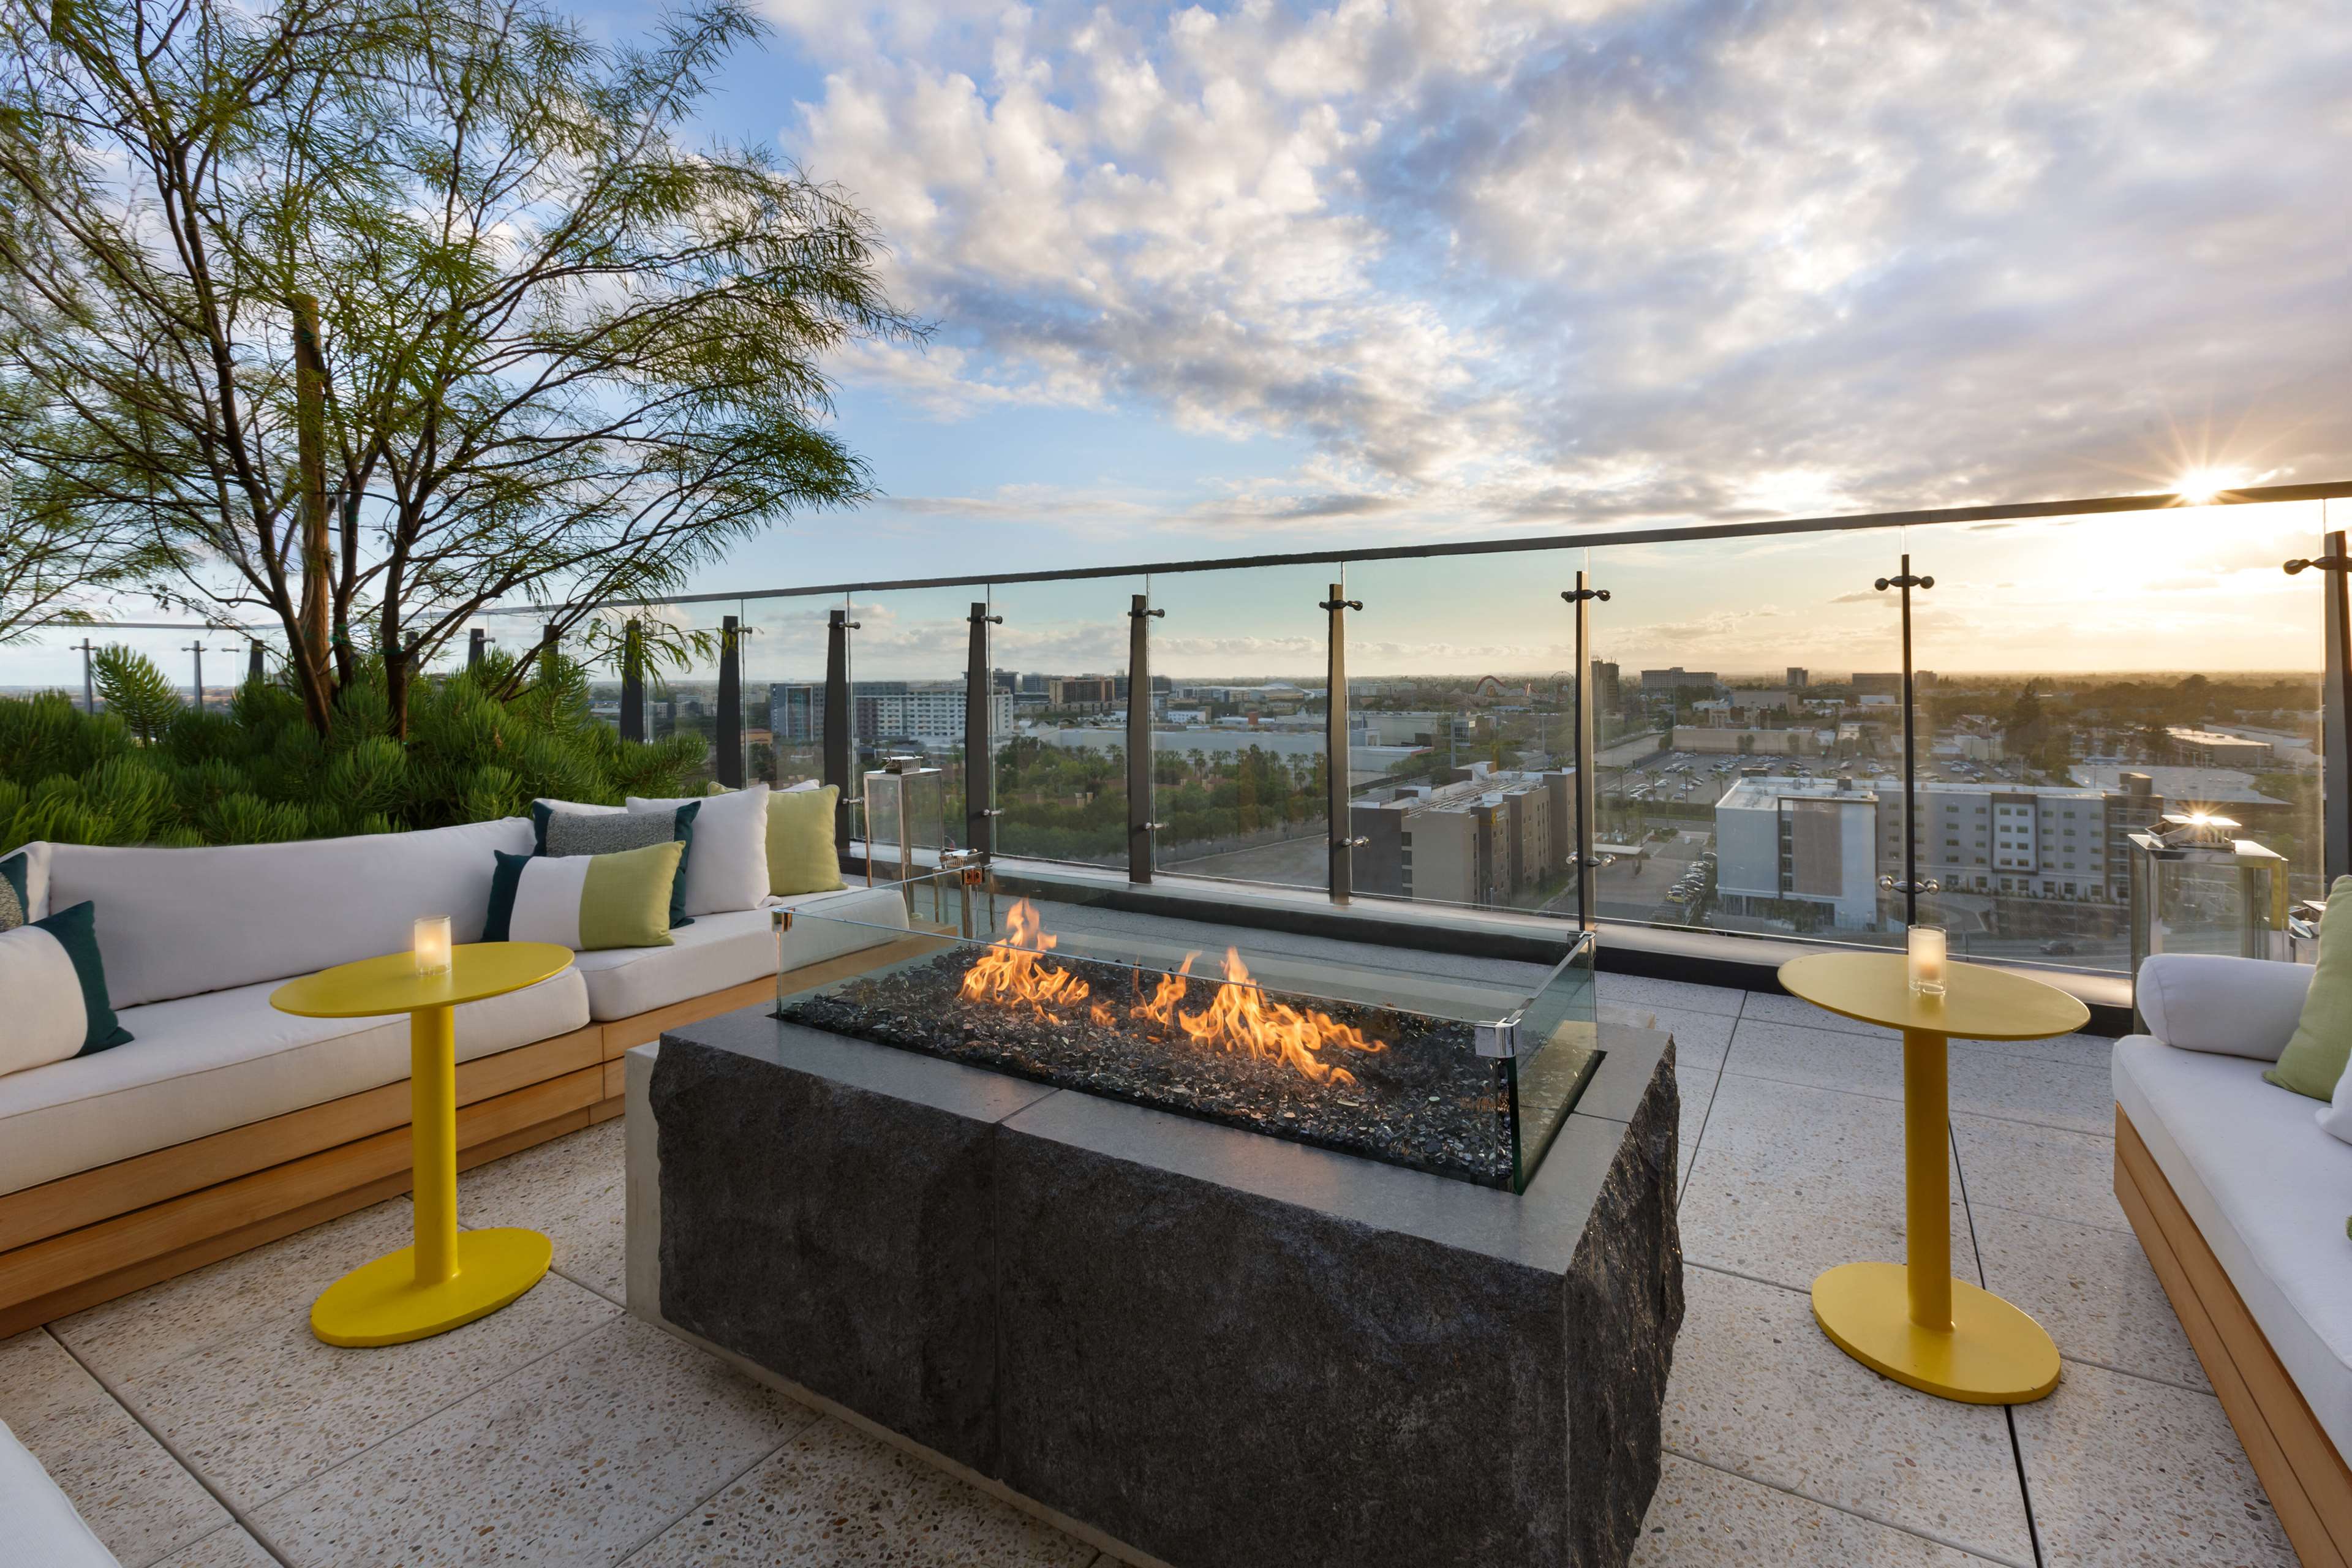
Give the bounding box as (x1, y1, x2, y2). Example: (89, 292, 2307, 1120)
(1777, 951, 2089, 1404)
(272, 941, 573, 1347)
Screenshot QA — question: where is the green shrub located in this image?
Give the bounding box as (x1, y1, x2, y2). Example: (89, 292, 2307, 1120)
(0, 648, 707, 853)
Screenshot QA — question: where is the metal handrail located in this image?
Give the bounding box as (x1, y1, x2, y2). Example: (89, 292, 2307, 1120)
(469, 478, 2352, 612)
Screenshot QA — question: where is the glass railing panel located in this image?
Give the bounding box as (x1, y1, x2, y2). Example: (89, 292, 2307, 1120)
(1504, 930, 1601, 1193)
(1907, 501, 2328, 975)
(984, 575, 1139, 868)
(1145, 564, 1333, 890)
(1585, 527, 1906, 949)
(1341, 548, 1586, 922)
(0, 623, 287, 715)
(740, 591, 843, 790)
(835, 583, 984, 853)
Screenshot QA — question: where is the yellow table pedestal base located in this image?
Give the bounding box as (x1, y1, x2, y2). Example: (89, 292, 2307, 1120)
(1812, 1261, 2061, 1404)
(311, 1228, 553, 1348)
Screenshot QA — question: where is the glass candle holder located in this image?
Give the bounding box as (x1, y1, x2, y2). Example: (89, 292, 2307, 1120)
(1907, 925, 1947, 997)
(414, 914, 453, 976)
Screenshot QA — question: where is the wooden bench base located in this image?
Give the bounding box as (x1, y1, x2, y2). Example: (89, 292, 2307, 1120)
(2116, 1106, 2352, 1567)
(0, 938, 939, 1337)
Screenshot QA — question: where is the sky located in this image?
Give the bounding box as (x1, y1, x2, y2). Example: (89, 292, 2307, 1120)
(10, 0, 2352, 689)
(578, 0, 2352, 605)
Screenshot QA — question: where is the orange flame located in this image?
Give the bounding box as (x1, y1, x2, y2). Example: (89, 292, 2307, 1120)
(959, 909, 1388, 1088)
(958, 900, 1091, 1018)
(1168, 948, 1385, 1087)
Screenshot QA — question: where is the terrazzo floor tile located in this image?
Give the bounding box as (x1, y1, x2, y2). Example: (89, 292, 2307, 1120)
(1596, 974, 1749, 1018)
(149, 1525, 284, 1568)
(1721, 1020, 2114, 1136)
(1609, 1003, 1740, 1074)
(118, 1269, 619, 1511)
(460, 1118, 628, 1303)
(1971, 1204, 2209, 1392)
(2013, 1359, 2294, 1567)
(1663, 1268, 2036, 1566)
(1733, 989, 1898, 1037)
(54, 1199, 417, 1382)
(1678, 1067, 1718, 1199)
(1630, 1454, 2007, 1567)
(1950, 1112, 2129, 1234)
(1678, 1072, 1977, 1293)
(0, 1330, 233, 1568)
(250, 1314, 821, 1567)
(621, 1416, 1098, 1567)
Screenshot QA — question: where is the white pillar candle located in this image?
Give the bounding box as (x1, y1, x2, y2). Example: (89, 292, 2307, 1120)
(414, 914, 453, 976)
(1908, 925, 1947, 997)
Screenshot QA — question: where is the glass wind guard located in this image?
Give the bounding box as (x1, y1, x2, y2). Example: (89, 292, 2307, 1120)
(773, 870, 1599, 1189)
(1501, 936, 1601, 1193)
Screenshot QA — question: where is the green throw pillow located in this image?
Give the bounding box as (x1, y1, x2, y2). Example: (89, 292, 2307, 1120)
(532, 799, 698, 928)
(2267, 875, 2352, 1099)
(0, 851, 26, 932)
(769, 786, 845, 896)
(484, 842, 680, 952)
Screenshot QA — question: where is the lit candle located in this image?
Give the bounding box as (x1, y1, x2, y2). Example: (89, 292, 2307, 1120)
(1908, 925, 1947, 998)
(414, 915, 453, 976)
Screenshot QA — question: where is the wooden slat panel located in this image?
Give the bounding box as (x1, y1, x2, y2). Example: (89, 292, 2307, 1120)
(2116, 1107, 2352, 1568)
(602, 1058, 627, 1102)
(0, 1025, 603, 1254)
(0, 1107, 592, 1338)
(588, 1096, 625, 1125)
(0, 1068, 601, 1317)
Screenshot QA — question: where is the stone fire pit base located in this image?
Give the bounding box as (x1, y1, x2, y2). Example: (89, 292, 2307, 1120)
(627, 1009, 1683, 1568)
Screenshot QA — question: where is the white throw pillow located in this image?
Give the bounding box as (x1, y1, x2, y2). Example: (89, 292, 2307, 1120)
(2319, 1055, 2352, 1147)
(0, 922, 99, 1076)
(627, 784, 770, 914)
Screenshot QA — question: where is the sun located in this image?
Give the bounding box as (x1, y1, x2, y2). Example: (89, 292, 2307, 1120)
(2174, 466, 2249, 505)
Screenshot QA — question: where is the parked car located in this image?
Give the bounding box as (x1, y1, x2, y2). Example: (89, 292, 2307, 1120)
(2040, 940, 2080, 956)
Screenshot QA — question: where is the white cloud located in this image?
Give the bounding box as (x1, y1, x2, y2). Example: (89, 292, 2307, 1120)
(771, 0, 2352, 538)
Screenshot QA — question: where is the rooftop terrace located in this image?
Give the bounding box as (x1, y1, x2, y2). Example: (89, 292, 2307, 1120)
(0, 973, 2289, 1568)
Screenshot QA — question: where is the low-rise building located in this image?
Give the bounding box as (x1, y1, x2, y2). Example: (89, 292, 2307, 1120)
(1349, 763, 1571, 906)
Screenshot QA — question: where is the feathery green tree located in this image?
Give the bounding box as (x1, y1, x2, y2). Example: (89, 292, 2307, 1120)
(0, 0, 915, 734)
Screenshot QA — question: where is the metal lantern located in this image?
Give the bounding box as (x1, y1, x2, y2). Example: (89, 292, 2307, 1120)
(2127, 813, 2291, 998)
(863, 757, 946, 886)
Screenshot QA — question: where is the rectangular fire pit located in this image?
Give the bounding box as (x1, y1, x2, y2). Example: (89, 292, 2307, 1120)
(774, 870, 1604, 1190)
(637, 878, 1683, 1568)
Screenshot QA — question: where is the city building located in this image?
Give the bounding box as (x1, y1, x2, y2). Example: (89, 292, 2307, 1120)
(1589, 660, 1621, 715)
(1787, 666, 1809, 690)
(1639, 667, 1720, 695)
(1668, 724, 1824, 755)
(766, 679, 1012, 748)
(1851, 672, 1902, 701)
(1046, 675, 1118, 711)
(2068, 763, 2290, 820)
(1715, 771, 2180, 927)
(2163, 726, 2277, 768)
(1349, 763, 1572, 906)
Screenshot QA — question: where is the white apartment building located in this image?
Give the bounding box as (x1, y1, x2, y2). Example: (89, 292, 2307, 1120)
(1716, 774, 2168, 927)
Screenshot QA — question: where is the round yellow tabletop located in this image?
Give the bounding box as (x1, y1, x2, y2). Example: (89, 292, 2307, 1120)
(270, 941, 572, 1019)
(271, 940, 572, 1348)
(1776, 949, 2087, 1406)
(1778, 951, 2089, 1042)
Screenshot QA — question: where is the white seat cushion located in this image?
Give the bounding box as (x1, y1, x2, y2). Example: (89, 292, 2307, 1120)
(0, 969, 589, 1196)
(568, 884, 913, 1021)
(0, 1417, 119, 1567)
(43, 818, 535, 1008)
(2114, 1036, 2352, 1456)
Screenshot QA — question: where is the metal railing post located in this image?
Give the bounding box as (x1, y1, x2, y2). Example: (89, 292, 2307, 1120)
(1128, 593, 1165, 883)
(247, 640, 265, 687)
(715, 613, 744, 788)
(1874, 553, 1936, 926)
(467, 628, 486, 669)
(2286, 529, 2352, 883)
(1562, 570, 1610, 932)
(967, 601, 1003, 856)
(75, 638, 96, 713)
(824, 608, 857, 853)
(183, 640, 206, 712)
(619, 618, 646, 742)
(1320, 583, 1365, 902)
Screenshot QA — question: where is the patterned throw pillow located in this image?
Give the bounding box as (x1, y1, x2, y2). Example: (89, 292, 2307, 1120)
(0, 900, 133, 1076)
(531, 801, 699, 928)
(483, 843, 680, 952)
(0, 851, 26, 932)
